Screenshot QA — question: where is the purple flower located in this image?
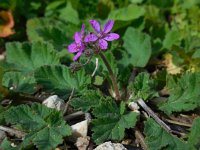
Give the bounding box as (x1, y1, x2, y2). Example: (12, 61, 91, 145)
(84, 20, 120, 50)
(68, 25, 85, 61)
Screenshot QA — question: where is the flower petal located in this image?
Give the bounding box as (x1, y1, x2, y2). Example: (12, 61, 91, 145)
(80, 24, 85, 36)
(99, 39, 108, 50)
(84, 33, 98, 42)
(73, 51, 82, 61)
(103, 20, 114, 33)
(79, 42, 85, 51)
(74, 32, 82, 43)
(68, 42, 77, 53)
(89, 20, 101, 33)
(104, 33, 120, 41)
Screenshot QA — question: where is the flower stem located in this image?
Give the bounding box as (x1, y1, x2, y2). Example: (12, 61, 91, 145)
(99, 52, 121, 101)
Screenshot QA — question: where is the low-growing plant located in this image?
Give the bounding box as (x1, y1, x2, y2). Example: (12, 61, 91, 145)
(0, 0, 200, 150)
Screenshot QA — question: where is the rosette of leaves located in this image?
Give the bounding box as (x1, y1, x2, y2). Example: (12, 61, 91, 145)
(128, 72, 158, 101)
(92, 100, 139, 144)
(70, 91, 138, 144)
(0, 103, 72, 150)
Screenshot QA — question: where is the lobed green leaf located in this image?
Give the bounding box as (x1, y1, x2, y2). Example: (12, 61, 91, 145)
(92, 101, 138, 144)
(128, 72, 158, 101)
(35, 65, 91, 98)
(159, 73, 200, 115)
(144, 118, 195, 150)
(70, 90, 102, 112)
(3, 103, 72, 150)
(2, 71, 36, 94)
(188, 117, 200, 147)
(6, 41, 60, 72)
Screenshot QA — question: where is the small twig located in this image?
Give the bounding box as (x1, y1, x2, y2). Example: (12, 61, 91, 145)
(163, 118, 192, 128)
(141, 110, 187, 138)
(6, 93, 43, 104)
(135, 128, 148, 150)
(141, 111, 149, 119)
(171, 130, 187, 137)
(179, 114, 192, 118)
(91, 58, 98, 77)
(64, 111, 85, 120)
(0, 126, 26, 138)
(63, 88, 75, 114)
(137, 99, 172, 133)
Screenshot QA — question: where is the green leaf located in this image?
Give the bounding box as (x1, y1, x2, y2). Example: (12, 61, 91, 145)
(27, 18, 51, 41)
(130, 0, 143, 4)
(92, 98, 120, 118)
(35, 65, 91, 98)
(26, 18, 69, 51)
(5, 104, 47, 131)
(45, 0, 65, 11)
(122, 27, 152, 67)
(108, 4, 145, 21)
(159, 73, 200, 115)
(34, 27, 68, 51)
(0, 138, 18, 150)
(128, 72, 158, 101)
(32, 123, 70, 150)
(97, 0, 114, 19)
(4, 103, 72, 150)
(6, 42, 60, 72)
(163, 29, 182, 49)
(59, 2, 79, 25)
(192, 49, 200, 59)
(188, 117, 200, 147)
(0, 105, 6, 124)
(93, 75, 104, 86)
(0, 66, 9, 100)
(2, 72, 36, 94)
(92, 101, 138, 144)
(144, 118, 195, 150)
(70, 90, 101, 112)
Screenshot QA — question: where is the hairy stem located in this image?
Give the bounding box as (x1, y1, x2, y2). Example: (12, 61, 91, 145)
(99, 52, 121, 100)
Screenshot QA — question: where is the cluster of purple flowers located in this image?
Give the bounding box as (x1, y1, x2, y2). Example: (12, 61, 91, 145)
(68, 20, 120, 61)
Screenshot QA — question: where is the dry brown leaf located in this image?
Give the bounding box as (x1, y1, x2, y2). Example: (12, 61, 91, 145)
(163, 53, 182, 74)
(0, 10, 15, 38)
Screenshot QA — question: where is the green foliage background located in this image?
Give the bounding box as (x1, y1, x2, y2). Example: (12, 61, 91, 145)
(0, 0, 200, 150)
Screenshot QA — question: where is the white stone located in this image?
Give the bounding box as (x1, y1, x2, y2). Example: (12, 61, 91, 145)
(75, 136, 90, 150)
(128, 102, 140, 113)
(0, 52, 5, 61)
(43, 95, 65, 111)
(0, 130, 6, 143)
(71, 120, 88, 138)
(94, 141, 127, 150)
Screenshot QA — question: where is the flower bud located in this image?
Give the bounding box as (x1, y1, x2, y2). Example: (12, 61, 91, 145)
(84, 49, 94, 57)
(70, 62, 82, 72)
